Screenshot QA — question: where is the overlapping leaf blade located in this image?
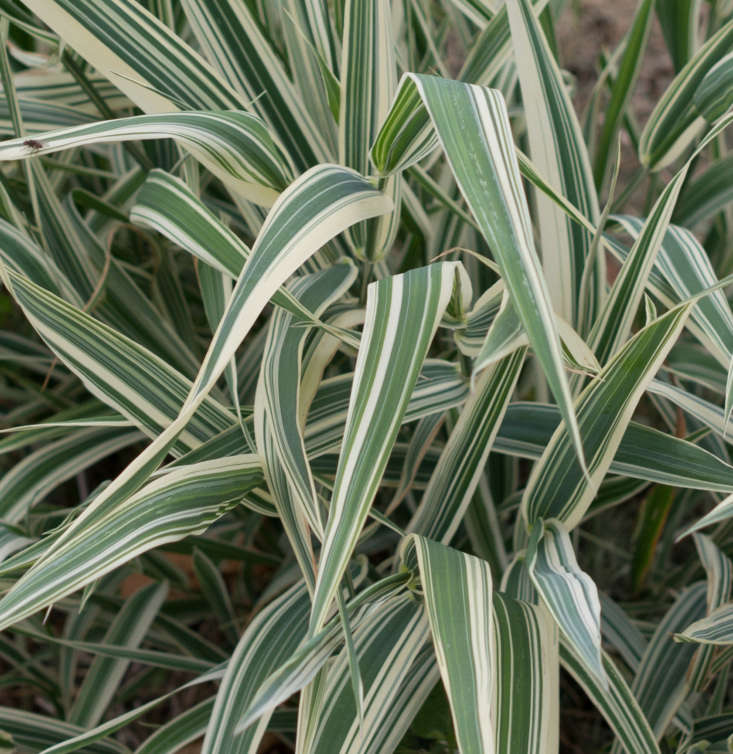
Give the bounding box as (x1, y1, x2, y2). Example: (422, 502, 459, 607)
(308, 262, 466, 633)
(402, 534, 494, 754)
(522, 304, 691, 529)
(527, 520, 606, 684)
(508, 0, 600, 325)
(0, 456, 263, 631)
(372, 72, 585, 470)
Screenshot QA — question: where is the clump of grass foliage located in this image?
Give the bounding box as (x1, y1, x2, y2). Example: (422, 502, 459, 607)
(0, 0, 732, 751)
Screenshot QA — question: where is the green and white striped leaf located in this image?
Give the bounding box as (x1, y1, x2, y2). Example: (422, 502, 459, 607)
(193, 549, 239, 644)
(527, 519, 606, 685)
(184, 164, 390, 416)
(371, 73, 585, 471)
(236, 575, 408, 733)
(401, 534, 494, 754)
(296, 590, 432, 754)
(0, 95, 97, 134)
(202, 581, 310, 754)
(592, 0, 654, 188)
(675, 535, 733, 647)
(339, 0, 400, 261)
(590, 159, 692, 365)
(560, 643, 660, 754)
(130, 169, 334, 324)
(458, 0, 550, 87)
(648, 380, 730, 440)
(0, 111, 291, 205)
(255, 264, 355, 587)
(0, 217, 78, 301)
(693, 51, 733, 122)
(610, 220, 733, 408)
(522, 304, 691, 529)
(620, 583, 707, 744)
(677, 603, 733, 645)
(136, 698, 215, 754)
(40, 667, 226, 754)
(69, 582, 167, 727)
(408, 348, 525, 543)
(130, 169, 249, 279)
(680, 493, 733, 537)
(281, 0, 339, 154)
(492, 593, 559, 754)
(0, 267, 233, 454)
(0, 425, 141, 524)
(19, 0, 249, 115)
(508, 0, 600, 324)
(674, 155, 733, 227)
(12, 67, 130, 112)
(639, 18, 733, 169)
(656, 0, 700, 72)
(472, 297, 525, 373)
(0, 708, 128, 753)
(19, 164, 391, 588)
(681, 535, 733, 690)
(308, 262, 467, 632)
(181, 0, 331, 170)
(0, 455, 263, 631)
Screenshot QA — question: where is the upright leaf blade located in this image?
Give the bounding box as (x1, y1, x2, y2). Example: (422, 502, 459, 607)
(309, 262, 464, 632)
(402, 534, 495, 754)
(522, 304, 691, 529)
(372, 73, 585, 471)
(508, 0, 601, 324)
(408, 348, 526, 543)
(492, 593, 559, 754)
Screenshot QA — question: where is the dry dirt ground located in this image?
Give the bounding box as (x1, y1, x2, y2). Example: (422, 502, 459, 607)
(556, 0, 676, 216)
(556, 0, 675, 120)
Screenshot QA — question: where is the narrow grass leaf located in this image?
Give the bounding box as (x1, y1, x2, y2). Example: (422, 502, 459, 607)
(619, 583, 707, 745)
(181, 0, 331, 170)
(508, 0, 600, 323)
(527, 519, 606, 685)
(590, 162, 691, 365)
(237, 576, 408, 732)
(408, 348, 525, 543)
(203, 581, 310, 754)
(560, 644, 660, 754)
(14, 164, 390, 598)
(677, 603, 733, 645)
(639, 18, 733, 169)
(592, 0, 654, 188)
(19, 0, 249, 113)
(0, 112, 290, 205)
(69, 582, 168, 727)
(0, 708, 128, 754)
(522, 304, 690, 529)
(372, 73, 585, 471)
(308, 262, 466, 632)
(296, 591, 431, 754)
(492, 593, 559, 753)
(401, 534, 494, 754)
(339, 0, 400, 260)
(136, 698, 215, 754)
(0, 456, 263, 631)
